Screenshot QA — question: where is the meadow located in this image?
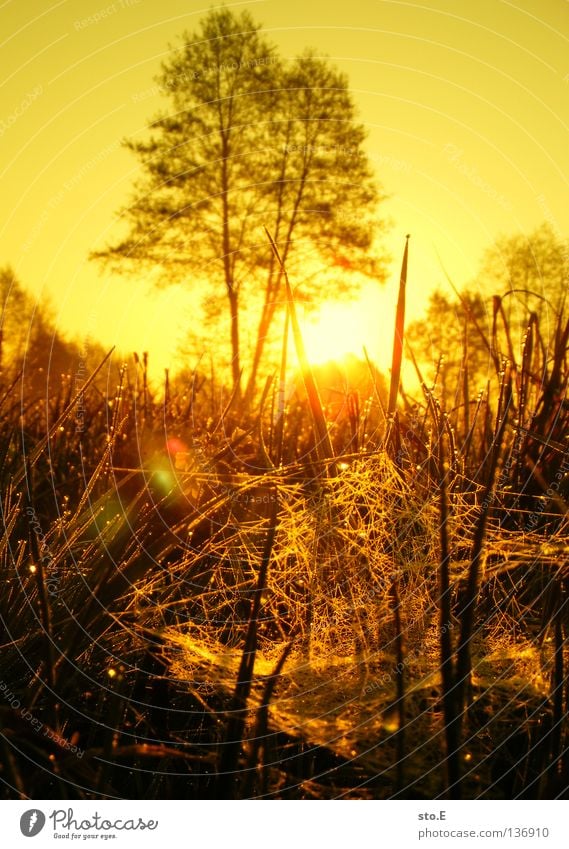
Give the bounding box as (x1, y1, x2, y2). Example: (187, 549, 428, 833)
(0, 243, 568, 800)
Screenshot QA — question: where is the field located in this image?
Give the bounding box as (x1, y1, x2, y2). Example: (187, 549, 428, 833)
(1, 255, 568, 801)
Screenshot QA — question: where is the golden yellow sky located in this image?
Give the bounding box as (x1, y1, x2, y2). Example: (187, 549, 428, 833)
(1, 0, 568, 377)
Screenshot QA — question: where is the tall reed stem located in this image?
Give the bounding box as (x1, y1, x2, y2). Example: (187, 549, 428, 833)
(217, 492, 279, 797)
(388, 235, 410, 418)
(429, 392, 461, 797)
(455, 365, 512, 712)
(265, 227, 336, 476)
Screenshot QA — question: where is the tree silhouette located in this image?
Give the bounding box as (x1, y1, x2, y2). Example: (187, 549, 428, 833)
(0, 265, 30, 371)
(407, 288, 491, 406)
(477, 222, 568, 341)
(93, 8, 386, 400)
(407, 223, 569, 413)
(0, 265, 108, 402)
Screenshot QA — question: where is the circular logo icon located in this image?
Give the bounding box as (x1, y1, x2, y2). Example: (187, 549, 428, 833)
(20, 810, 46, 837)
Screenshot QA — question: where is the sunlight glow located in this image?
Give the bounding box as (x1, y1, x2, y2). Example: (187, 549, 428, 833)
(302, 302, 368, 365)
(300, 286, 386, 368)
(296, 273, 430, 390)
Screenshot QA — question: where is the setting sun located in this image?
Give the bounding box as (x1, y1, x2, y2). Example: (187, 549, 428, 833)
(301, 300, 370, 365)
(299, 284, 388, 369)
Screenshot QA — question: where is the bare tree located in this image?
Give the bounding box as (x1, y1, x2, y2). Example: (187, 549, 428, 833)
(93, 9, 386, 401)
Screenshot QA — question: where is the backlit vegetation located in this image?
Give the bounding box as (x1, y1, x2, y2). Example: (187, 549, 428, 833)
(1, 230, 568, 799)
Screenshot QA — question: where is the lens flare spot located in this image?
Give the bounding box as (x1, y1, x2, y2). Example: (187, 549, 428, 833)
(148, 458, 177, 494)
(166, 436, 187, 456)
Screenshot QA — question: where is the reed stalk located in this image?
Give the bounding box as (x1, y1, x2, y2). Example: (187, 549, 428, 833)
(217, 491, 279, 797)
(455, 365, 512, 714)
(388, 235, 410, 418)
(265, 228, 337, 477)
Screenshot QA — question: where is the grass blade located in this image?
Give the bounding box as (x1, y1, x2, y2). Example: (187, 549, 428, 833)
(388, 235, 410, 417)
(265, 227, 336, 476)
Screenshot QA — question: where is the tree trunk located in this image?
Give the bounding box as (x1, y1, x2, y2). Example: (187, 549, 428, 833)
(244, 306, 271, 406)
(244, 154, 309, 405)
(218, 120, 242, 399)
(228, 288, 241, 397)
